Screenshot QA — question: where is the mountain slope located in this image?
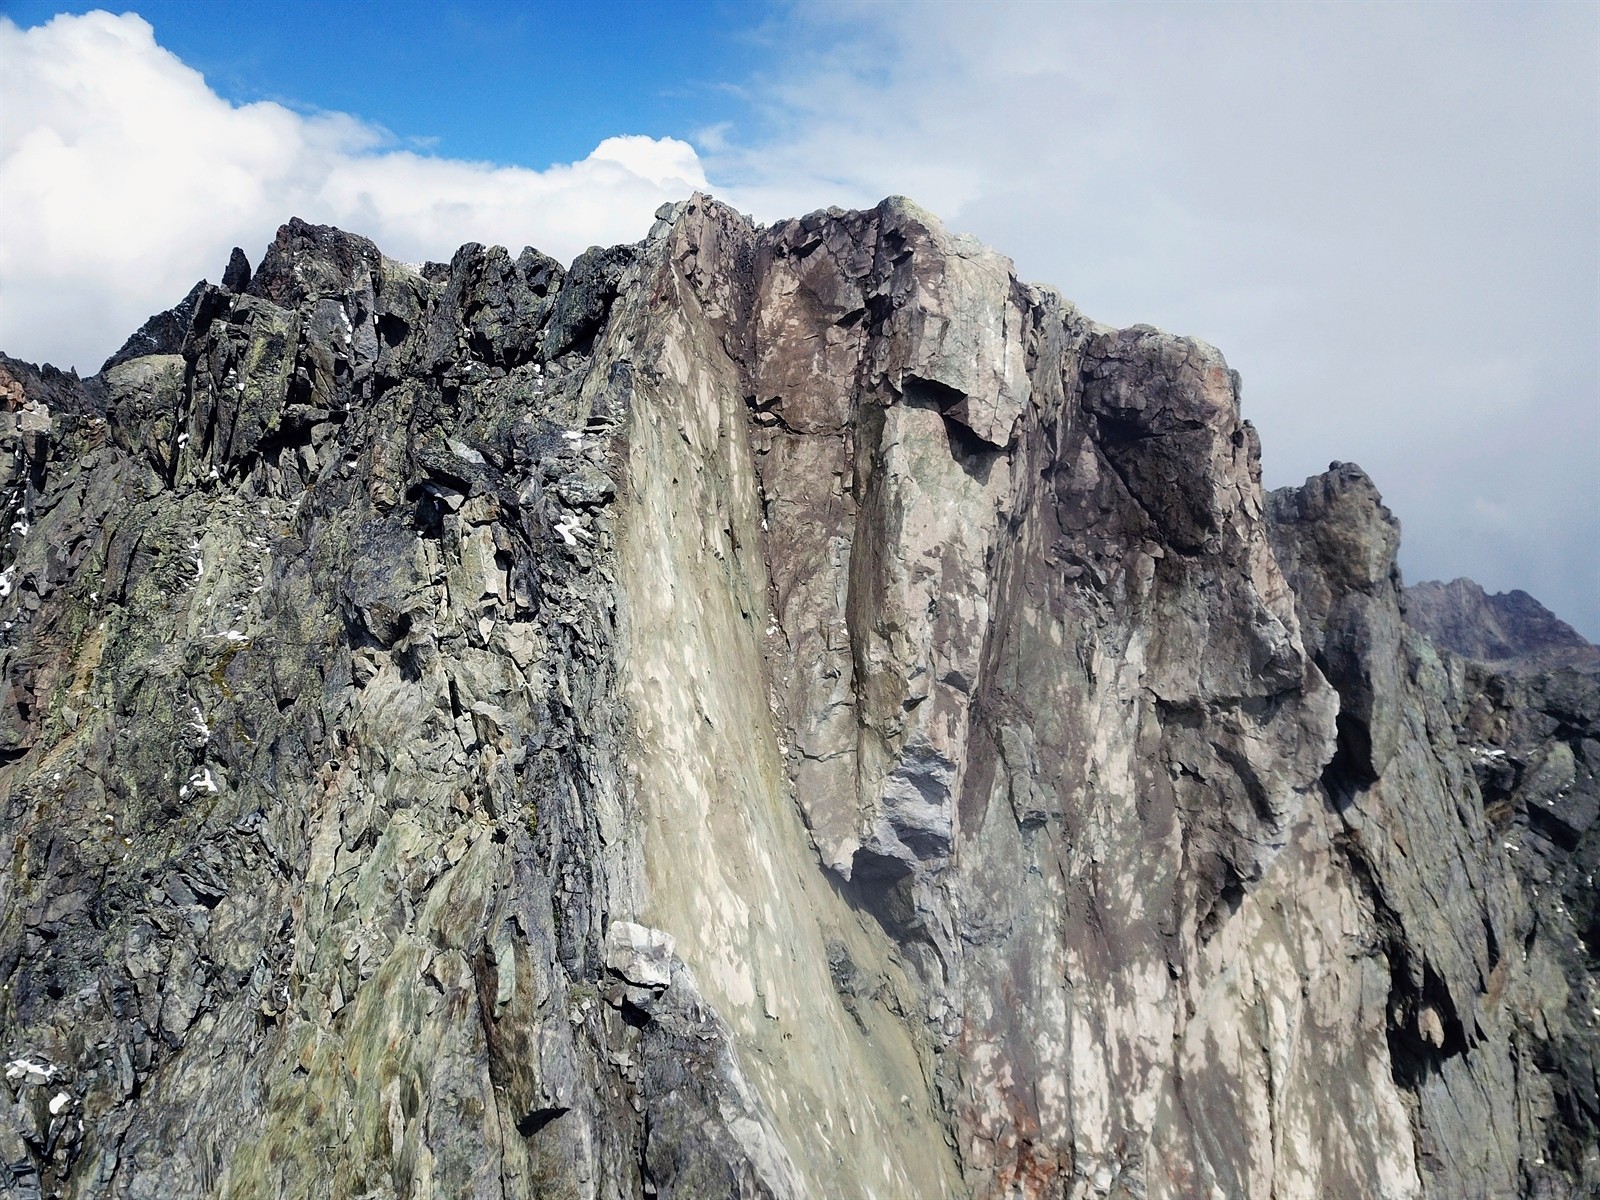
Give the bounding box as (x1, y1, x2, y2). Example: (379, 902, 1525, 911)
(1406, 577, 1600, 675)
(0, 196, 1594, 1199)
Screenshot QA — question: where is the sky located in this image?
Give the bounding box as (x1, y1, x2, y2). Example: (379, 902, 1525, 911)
(1, 2, 1596, 638)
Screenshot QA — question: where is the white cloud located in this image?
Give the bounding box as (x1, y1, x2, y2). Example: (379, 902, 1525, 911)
(703, 1, 1600, 637)
(0, 11, 707, 374)
(1, 5, 1595, 638)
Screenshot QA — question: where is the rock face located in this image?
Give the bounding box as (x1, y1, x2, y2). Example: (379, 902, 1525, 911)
(0, 198, 1595, 1199)
(1405, 578, 1600, 676)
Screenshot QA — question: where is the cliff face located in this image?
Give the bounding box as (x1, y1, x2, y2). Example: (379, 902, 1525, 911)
(1404, 579, 1600, 677)
(0, 196, 1594, 1200)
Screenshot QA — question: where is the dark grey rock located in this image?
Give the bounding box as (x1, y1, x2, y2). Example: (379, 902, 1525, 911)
(220, 248, 251, 294)
(99, 281, 207, 374)
(0, 197, 1593, 1200)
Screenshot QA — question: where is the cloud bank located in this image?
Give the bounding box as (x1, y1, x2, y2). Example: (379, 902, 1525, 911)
(702, 2, 1599, 637)
(1, 5, 1595, 637)
(0, 11, 707, 374)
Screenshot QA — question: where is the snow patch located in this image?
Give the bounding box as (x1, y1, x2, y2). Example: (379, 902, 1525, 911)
(554, 516, 592, 547)
(5, 1057, 55, 1085)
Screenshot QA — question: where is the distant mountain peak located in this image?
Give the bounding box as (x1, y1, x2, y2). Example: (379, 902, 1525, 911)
(1405, 576, 1600, 674)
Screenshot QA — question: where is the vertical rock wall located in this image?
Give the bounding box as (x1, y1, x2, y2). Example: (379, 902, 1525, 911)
(663, 199, 1416, 1198)
(0, 196, 1594, 1199)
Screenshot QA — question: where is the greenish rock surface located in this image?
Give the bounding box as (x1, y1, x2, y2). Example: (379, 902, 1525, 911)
(0, 198, 1594, 1199)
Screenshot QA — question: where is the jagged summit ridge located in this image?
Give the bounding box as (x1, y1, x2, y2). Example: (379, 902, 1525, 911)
(1406, 576, 1600, 675)
(0, 196, 1595, 1199)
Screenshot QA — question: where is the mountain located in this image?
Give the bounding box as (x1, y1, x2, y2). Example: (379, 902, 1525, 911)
(1406, 577, 1600, 675)
(0, 196, 1595, 1199)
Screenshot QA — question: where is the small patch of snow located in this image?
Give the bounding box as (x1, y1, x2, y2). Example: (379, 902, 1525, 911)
(5, 1057, 54, 1084)
(553, 516, 592, 547)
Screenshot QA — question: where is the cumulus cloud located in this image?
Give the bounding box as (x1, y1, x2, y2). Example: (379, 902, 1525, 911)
(704, 2, 1600, 636)
(2, 5, 1595, 637)
(0, 11, 707, 374)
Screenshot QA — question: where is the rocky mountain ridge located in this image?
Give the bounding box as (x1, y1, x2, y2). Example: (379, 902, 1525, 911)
(1405, 578, 1600, 677)
(0, 195, 1595, 1199)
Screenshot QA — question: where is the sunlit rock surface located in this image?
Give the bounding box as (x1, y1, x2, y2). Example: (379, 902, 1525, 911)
(1, 197, 1595, 1198)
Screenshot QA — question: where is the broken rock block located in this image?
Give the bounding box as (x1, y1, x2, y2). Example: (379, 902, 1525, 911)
(604, 921, 675, 1013)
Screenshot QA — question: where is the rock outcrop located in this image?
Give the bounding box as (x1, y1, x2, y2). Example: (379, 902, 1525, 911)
(1406, 578, 1600, 676)
(1, 197, 1594, 1199)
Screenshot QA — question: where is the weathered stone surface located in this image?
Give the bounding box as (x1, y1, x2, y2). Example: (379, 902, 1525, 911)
(1266, 465, 1584, 1199)
(1444, 662, 1600, 1191)
(603, 921, 673, 990)
(0, 195, 1594, 1199)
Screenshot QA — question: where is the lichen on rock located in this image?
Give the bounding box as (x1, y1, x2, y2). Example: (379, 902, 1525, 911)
(0, 196, 1594, 1199)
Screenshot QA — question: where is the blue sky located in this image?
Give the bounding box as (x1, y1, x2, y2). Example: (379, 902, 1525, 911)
(5, 0, 772, 166)
(1, 3, 1596, 637)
